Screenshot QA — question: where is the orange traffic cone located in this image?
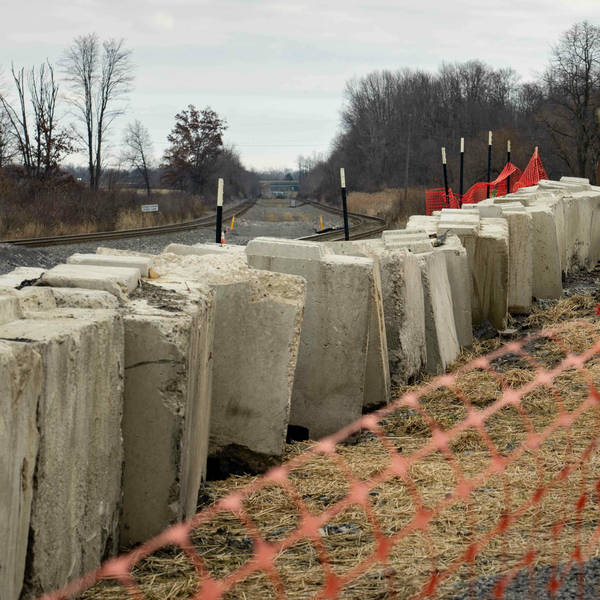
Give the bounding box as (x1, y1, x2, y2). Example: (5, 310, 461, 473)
(220, 230, 226, 245)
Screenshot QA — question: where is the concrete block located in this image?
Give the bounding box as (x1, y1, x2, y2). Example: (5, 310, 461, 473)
(502, 209, 534, 313)
(326, 239, 413, 391)
(0, 309, 124, 597)
(416, 251, 460, 374)
(0, 342, 42, 600)
(39, 264, 141, 299)
(246, 238, 373, 439)
(0, 267, 45, 289)
(524, 205, 563, 299)
(571, 190, 600, 268)
(120, 279, 215, 546)
(472, 219, 510, 330)
(151, 251, 305, 469)
(0, 291, 22, 325)
(382, 231, 472, 348)
(68, 253, 153, 277)
(50, 288, 120, 310)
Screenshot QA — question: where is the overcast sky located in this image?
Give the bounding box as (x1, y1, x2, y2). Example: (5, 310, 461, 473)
(2, 0, 600, 172)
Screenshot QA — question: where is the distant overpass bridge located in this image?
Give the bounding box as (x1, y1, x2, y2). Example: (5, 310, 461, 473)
(260, 180, 299, 199)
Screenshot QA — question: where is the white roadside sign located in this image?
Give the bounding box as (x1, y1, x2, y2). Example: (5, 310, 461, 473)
(141, 204, 159, 212)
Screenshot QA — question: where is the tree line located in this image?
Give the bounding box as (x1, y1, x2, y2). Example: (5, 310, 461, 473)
(299, 21, 600, 201)
(0, 33, 259, 202)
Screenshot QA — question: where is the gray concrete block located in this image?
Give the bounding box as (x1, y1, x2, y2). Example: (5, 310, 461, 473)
(415, 251, 460, 374)
(0, 291, 22, 326)
(39, 264, 141, 299)
(0, 309, 124, 597)
(0, 267, 45, 288)
(524, 205, 563, 299)
(246, 238, 373, 439)
(0, 341, 42, 600)
(151, 252, 305, 469)
(68, 253, 153, 277)
(120, 279, 215, 546)
(382, 230, 472, 348)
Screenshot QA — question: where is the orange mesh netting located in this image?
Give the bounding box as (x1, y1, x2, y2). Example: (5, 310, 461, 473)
(425, 188, 461, 215)
(426, 148, 547, 211)
(461, 162, 523, 205)
(514, 147, 548, 192)
(39, 319, 600, 599)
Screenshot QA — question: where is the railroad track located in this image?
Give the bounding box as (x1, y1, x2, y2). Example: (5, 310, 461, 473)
(299, 200, 387, 241)
(1, 200, 256, 248)
(1, 197, 385, 248)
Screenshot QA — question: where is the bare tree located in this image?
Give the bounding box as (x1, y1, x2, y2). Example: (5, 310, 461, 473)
(62, 33, 133, 190)
(122, 119, 154, 198)
(543, 21, 600, 179)
(0, 109, 13, 167)
(0, 62, 73, 176)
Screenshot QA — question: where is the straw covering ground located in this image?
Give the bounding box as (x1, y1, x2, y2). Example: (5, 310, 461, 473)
(76, 290, 600, 600)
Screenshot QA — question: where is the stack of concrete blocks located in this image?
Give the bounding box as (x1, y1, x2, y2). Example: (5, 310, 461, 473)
(459, 203, 534, 314)
(0, 286, 124, 599)
(0, 259, 216, 551)
(376, 231, 463, 375)
(323, 239, 426, 386)
(245, 238, 389, 439)
(406, 211, 510, 331)
(150, 246, 306, 472)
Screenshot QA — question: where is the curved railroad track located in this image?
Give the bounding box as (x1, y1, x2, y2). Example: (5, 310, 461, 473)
(1, 197, 386, 248)
(1, 200, 256, 248)
(299, 200, 387, 241)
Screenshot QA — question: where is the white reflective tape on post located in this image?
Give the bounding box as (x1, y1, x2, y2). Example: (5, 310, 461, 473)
(442, 147, 447, 164)
(508, 140, 511, 153)
(340, 168, 346, 189)
(489, 131, 493, 146)
(217, 178, 224, 207)
(460, 138, 464, 153)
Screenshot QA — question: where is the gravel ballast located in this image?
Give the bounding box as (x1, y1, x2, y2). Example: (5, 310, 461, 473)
(0, 200, 343, 275)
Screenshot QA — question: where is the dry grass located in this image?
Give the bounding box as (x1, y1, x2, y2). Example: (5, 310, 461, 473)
(81, 296, 600, 599)
(347, 187, 425, 227)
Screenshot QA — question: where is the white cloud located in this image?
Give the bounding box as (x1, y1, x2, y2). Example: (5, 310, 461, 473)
(1, 0, 600, 169)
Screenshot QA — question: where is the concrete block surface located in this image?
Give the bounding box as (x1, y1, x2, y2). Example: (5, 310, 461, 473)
(0, 309, 124, 597)
(68, 253, 153, 277)
(39, 263, 141, 299)
(0, 342, 42, 600)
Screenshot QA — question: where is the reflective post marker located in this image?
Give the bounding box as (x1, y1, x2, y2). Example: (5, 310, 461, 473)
(506, 140, 511, 195)
(442, 147, 449, 199)
(216, 178, 224, 244)
(486, 131, 493, 199)
(340, 168, 349, 241)
(459, 137, 465, 200)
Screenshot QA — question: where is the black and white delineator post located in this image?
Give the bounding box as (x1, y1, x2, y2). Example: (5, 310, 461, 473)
(486, 131, 493, 199)
(216, 177, 224, 244)
(442, 147, 449, 199)
(459, 137, 465, 200)
(340, 168, 350, 241)
(506, 140, 511, 195)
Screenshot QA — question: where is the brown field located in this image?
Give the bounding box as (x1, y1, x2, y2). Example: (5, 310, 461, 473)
(347, 187, 426, 227)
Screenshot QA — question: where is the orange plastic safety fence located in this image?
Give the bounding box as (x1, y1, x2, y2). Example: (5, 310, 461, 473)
(462, 162, 523, 205)
(514, 148, 548, 192)
(40, 321, 600, 600)
(425, 188, 461, 215)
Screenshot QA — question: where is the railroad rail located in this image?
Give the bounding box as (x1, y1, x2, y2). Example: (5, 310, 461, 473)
(1, 200, 256, 248)
(299, 200, 387, 241)
(1, 197, 386, 248)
